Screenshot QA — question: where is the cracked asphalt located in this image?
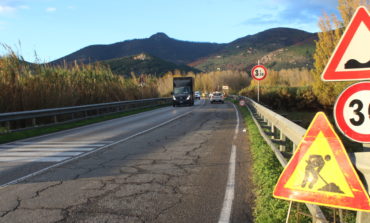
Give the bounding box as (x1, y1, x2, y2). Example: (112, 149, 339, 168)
(0, 100, 254, 223)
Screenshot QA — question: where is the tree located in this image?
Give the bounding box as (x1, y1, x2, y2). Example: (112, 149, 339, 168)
(312, 0, 370, 108)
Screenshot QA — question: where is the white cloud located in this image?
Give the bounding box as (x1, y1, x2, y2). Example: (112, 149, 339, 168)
(243, 0, 339, 32)
(45, 7, 56, 12)
(0, 5, 16, 14)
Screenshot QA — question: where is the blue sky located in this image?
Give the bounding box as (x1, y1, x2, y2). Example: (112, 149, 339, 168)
(0, 0, 338, 62)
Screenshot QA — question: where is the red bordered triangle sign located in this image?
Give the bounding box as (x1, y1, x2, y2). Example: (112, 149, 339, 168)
(273, 112, 370, 212)
(321, 6, 370, 81)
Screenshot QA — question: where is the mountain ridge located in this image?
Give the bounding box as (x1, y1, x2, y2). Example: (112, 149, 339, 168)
(51, 27, 317, 72)
(51, 32, 225, 65)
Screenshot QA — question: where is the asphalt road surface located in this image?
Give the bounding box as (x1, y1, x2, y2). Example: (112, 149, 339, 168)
(0, 99, 254, 223)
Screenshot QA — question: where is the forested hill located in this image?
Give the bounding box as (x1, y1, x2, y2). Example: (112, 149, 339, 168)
(51, 33, 225, 65)
(51, 28, 317, 72)
(100, 53, 200, 77)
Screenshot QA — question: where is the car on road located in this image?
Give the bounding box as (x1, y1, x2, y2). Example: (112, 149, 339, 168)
(210, 92, 224, 104)
(194, 91, 201, 100)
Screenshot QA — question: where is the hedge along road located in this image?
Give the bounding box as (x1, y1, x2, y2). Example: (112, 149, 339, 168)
(0, 99, 254, 223)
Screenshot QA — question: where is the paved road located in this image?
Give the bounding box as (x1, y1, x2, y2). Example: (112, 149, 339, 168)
(0, 99, 254, 223)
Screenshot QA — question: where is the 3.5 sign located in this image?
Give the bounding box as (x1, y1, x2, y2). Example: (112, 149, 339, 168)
(251, 65, 267, 81)
(334, 82, 370, 143)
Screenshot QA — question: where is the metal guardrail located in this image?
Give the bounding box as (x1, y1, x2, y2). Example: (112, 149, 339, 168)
(241, 96, 328, 223)
(0, 98, 171, 132)
(240, 96, 370, 223)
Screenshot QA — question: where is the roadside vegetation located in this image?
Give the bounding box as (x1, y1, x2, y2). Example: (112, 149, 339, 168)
(311, 0, 369, 108)
(236, 103, 314, 223)
(0, 47, 249, 113)
(239, 68, 318, 111)
(0, 48, 159, 112)
(236, 100, 356, 223)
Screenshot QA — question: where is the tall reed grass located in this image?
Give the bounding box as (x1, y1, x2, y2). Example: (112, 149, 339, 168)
(0, 46, 251, 113)
(0, 48, 159, 112)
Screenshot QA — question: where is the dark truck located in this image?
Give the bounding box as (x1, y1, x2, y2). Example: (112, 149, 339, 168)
(172, 77, 194, 107)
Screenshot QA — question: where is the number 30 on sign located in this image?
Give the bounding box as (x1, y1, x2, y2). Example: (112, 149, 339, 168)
(334, 82, 370, 143)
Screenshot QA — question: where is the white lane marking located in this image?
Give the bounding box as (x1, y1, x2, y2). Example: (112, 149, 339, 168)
(218, 103, 239, 223)
(0, 145, 105, 148)
(0, 152, 83, 157)
(0, 142, 109, 162)
(219, 145, 236, 223)
(0, 148, 95, 152)
(11, 141, 114, 145)
(0, 157, 69, 162)
(233, 104, 240, 141)
(0, 111, 192, 188)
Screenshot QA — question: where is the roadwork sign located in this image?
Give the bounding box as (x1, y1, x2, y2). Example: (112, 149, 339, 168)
(273, 112, 370, 212)
(321, 6, 370, 81)
(334, 82, 370, 143)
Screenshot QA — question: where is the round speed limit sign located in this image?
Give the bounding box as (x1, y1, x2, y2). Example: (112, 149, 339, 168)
(239, 99, 246, 106)
(334, 82, 370, 143)
(251, 65, 267, 81)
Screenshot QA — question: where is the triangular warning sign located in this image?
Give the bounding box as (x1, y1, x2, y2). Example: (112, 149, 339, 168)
(273, 112, 370, 212)
(322, 6, 370, 81)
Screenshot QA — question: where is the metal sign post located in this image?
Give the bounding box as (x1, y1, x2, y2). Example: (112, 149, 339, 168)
(257, 81, 260, 102)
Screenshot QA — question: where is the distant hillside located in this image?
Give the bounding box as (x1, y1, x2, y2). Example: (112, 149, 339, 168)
(190, 28, 317, 71)
(52, 33, 225, 65)
(101, 53, 200, 77)
(51, 28, 317, 73)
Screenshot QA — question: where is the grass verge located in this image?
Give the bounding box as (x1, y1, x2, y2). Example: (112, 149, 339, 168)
(0, 104, 169, 144)
(238, 105, 291, 222)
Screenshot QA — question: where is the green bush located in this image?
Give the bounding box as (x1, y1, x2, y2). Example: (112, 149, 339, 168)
(239, 86, 319, 111)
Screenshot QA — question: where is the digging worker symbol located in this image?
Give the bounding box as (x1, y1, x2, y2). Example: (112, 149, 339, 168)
(301, 154, 331, 189)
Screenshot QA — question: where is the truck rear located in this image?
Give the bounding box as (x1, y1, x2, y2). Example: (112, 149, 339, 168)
(172, 77, 194, 107)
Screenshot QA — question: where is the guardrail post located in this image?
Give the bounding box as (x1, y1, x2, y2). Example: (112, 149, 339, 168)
(280, 132, 286, 152)
(6, 121, 10, 131)
(353, 150, 370, 223)
(53, 115, 58, 124)
(32, 118, 36, 127)
(271, 124, 275, 139)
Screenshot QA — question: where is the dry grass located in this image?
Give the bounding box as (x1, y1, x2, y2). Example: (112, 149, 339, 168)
(1, 46, 251, 112)
(0, 48, 159, 112)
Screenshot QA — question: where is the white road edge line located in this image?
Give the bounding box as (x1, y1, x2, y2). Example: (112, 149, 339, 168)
(218, 103, 239, 223)
(0, 111, 192, 189)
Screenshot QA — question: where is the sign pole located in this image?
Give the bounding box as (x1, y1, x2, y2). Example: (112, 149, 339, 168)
(257, 81, 260, 102)
(285, 201, 293, 223)
(257, 60, 260, 102)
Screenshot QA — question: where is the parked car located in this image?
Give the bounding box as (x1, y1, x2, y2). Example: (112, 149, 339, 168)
(210, 92, 224, 104)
